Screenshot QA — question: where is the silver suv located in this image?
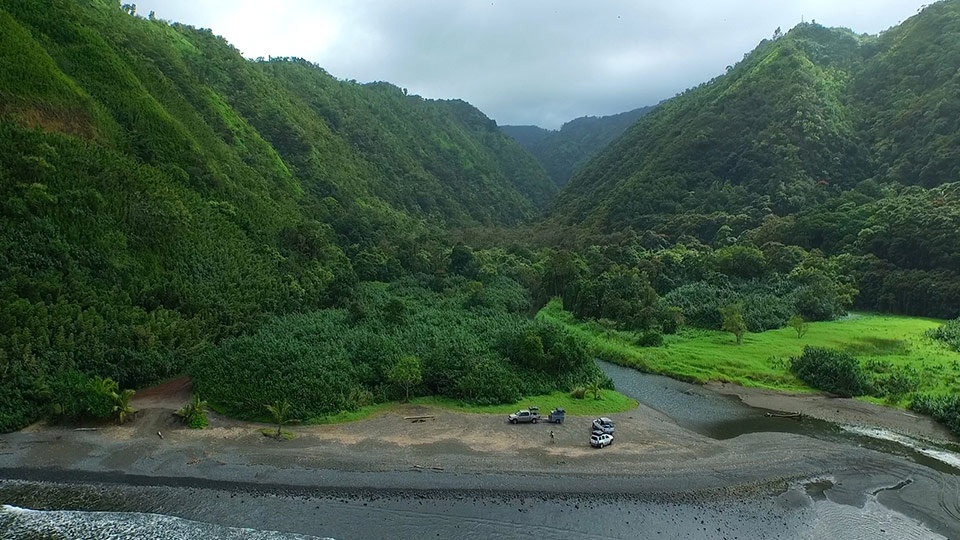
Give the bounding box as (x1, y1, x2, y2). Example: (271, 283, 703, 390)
(591, 417, 615, 434)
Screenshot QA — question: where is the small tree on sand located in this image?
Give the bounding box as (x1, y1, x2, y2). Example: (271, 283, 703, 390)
(112, 388, 137, 424)
(789, 314, 809, 339)
(264, 400, 296, 438)
(177, 394, 209, 429)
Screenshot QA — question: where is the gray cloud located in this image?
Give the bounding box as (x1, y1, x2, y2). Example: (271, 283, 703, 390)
(135, 0, 929, 128)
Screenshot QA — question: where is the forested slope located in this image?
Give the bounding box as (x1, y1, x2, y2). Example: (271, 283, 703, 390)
(502, 107, 653, 187)
(0, 0, 555, 430)
(4, 0, 959, 435)
(550, 1, 960, 317)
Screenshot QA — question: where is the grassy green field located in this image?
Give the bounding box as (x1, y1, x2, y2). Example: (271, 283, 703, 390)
(284, 302, 959, 427)
(306, 389, 638, 425)
(537, 299, 960, 403)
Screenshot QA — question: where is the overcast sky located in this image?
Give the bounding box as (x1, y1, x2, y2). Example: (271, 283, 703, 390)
(134, 0, 931, 129)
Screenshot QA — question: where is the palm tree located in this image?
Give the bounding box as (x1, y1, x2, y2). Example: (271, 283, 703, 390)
(177, 394, 209, 428)
(112, 388, 136, 424)
(586, 379, 602, 400)
(264, 399, 294, 438)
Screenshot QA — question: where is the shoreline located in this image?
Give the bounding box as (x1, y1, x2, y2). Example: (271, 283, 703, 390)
(706, 380, 958, 445)
(0, 377, 956, 491)
(2, 380, 959, 539)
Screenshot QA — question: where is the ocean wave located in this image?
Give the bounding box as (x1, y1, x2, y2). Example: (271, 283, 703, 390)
(0, 504, 334, 540)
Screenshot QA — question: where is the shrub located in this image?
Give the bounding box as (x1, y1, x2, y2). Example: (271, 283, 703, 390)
(910, 394, 960, 435)
(663, 279, 797, 332)
(45, 370, 93, 422)
(635, 331, 663, 347)
(0, 378, 40, 432)
(926, 318, 960, 352)
(453, 356, 521, 405)
(44, 372, 134, 424)
(870, 365, 920, 400)
(789, 346, 868, 397)
(85, 377, 120, 420)
(659, 306, 684, 334)
(190, 281, 604, 418)
(113, 388, 137, 424)
(720, 303, 747, 345)
(571, 386, 586, 399)
(467, 276, 531, 313)
(663, 281, 735, 328)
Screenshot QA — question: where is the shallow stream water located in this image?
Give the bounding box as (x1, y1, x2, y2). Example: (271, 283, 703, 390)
(598, 360, 960, 475)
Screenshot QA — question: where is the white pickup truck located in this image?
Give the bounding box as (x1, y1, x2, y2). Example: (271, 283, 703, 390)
(507, 407, 540, 424)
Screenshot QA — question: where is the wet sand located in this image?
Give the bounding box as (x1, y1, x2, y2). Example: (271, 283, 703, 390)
(707, 381, 957, 443)
(1, 380, 958, 538)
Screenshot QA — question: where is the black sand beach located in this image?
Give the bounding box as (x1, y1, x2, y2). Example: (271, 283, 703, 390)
(1, 377, 958, 539)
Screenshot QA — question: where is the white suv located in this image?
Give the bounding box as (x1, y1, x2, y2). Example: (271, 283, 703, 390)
(590, 433, 613, 448)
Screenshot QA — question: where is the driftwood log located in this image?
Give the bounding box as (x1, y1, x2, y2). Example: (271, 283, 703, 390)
(765, 411, 803, 419)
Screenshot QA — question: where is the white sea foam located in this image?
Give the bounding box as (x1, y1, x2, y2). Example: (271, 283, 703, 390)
(809, 494, 948, 540)
(1, 504, 37, 514)
(0, 505, 336, 540)
(779, 478, 948, 540)
(842, 425, 960, 469)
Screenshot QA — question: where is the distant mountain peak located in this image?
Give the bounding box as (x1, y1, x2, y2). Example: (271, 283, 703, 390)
(501, 106, 655, 187)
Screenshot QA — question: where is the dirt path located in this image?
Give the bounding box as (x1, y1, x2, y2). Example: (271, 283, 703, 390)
(131, 376, 192, 410)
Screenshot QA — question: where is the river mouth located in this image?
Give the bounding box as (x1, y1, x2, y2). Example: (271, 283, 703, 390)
(1, 362, 957, 539)
(598, 360, 960, 476)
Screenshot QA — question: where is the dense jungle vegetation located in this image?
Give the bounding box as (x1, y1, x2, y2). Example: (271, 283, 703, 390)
(1, 0, 959, 435)
(0, 0, 555, 430)
(552, 2, 960, 319)
(501, 106, 654, 187)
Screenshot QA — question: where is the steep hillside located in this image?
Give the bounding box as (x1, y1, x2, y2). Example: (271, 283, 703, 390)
(553, 23, 868, 233)
(555, 3, 960, 235)
(0, 0, 554, 430)
(502, 107, 653, 187)
(550, 1, 960, 317)
(854, 0, 960, 187)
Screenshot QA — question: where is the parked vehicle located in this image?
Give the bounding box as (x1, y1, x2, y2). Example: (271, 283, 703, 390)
(590, 433, 614, 448)
(508, 407, 540, 424)
(592, 417, 615, 434)
(547, 408, 565, 424)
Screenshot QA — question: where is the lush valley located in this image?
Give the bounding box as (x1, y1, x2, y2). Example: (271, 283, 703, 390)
(0, 0, 557, 430)
(501, 106, 653, 187)
(2, 0, 960, 437)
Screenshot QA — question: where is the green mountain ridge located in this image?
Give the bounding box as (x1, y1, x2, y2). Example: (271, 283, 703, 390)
(548, 1, 960, 316)
(554, 5, 960, 230)
(501, 106, 654, 187)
